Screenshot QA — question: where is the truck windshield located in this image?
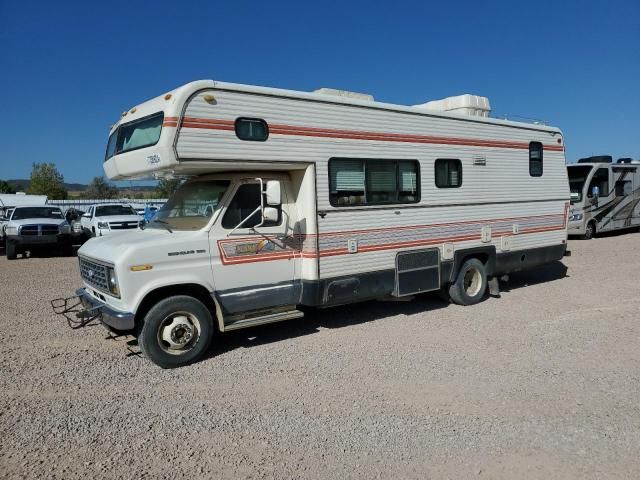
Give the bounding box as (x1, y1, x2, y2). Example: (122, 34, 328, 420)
(12, 207, 63, 220)
(95, 205, 137, 217)
(149, 180, 231, 231)
(105, 112, 164, 160)
(567, 165, 593, 203)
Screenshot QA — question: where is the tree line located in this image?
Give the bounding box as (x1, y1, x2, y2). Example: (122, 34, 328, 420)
(0, 163, 181, 199)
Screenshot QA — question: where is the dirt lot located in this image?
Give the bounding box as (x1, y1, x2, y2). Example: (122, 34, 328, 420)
(1, 233, 639, 479)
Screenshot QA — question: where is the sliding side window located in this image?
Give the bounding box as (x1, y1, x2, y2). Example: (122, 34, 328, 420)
(329, 158, 419, 206)
(529, 142, 543, 177)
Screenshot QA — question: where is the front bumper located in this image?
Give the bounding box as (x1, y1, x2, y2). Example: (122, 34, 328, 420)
(567, 221, 586, 236)
(76, 288, 135, 330)
(7, 234, 70, 247)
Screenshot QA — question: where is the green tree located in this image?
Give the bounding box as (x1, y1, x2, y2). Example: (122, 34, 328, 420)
(156, 178, 182, 198)
(0, 180, 15, 194)
(27, 163, 68, 199)
(85, 176, 119, 199)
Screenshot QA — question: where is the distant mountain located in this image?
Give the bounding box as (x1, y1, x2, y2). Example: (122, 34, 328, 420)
(6, 179, 157, 192)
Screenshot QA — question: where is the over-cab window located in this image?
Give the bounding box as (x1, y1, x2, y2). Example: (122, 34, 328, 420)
(329, 158, 419, 206)
(529, 142, 543, 177)
(435, 159, 462, 188)
(235, 118, 269, 141)
(222, 183, 281, 229)
(105, 112, 164, 160)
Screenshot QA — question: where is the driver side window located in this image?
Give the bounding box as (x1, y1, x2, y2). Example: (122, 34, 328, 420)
(221, 183, 282, 229)
(588, 168, 609, 198)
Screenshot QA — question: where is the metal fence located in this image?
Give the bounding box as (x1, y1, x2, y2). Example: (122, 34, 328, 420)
(48, 198, 167, 211)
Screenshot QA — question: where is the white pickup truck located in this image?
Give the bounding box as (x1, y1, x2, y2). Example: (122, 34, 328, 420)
(4, 206, 74, 259)
(80, 204, 140, 238)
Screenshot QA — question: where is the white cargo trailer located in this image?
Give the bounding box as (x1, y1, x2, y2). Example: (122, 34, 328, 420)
(54, 80, 570, 368)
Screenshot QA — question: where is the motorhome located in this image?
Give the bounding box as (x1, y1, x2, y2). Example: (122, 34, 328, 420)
(567, 156, 640, 239)
(54, 80, 570, 368)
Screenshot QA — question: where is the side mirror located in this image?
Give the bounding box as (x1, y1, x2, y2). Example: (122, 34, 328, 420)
(262, 206, 279, 223)
(591, 186, 600, 198)
(265, 180, 281, 206)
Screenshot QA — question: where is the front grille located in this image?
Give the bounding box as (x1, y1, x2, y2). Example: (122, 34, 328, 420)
(19, 224, 59, 236)
(79, 256, 109, 293)
(109, 222, 138, 230)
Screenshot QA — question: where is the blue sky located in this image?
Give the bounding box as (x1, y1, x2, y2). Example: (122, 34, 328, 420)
(0, 0, 638, 184)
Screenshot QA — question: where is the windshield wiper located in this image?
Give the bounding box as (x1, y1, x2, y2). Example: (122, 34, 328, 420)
(150, 219, 173, 233)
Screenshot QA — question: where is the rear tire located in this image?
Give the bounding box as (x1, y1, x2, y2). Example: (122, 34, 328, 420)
(138, 295, 215, 369)
(5, 240, 17, 260)
(448, 258, 487, 306)
(581, 221, 595, 240)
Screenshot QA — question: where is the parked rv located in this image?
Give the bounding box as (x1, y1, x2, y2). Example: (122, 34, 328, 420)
(80, 203, 140, 238)
(567, 156, 640, 239)
(4, 206, 74, 259)
(53, 80, 570, 368)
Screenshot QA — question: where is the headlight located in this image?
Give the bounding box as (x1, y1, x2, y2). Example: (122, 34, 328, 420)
(106, 266, 120, 297)
(5, 226, 17, 235)
(568, 213, 583, 222)
(97, 221, 110, 229)
(73, 222, 82, 233)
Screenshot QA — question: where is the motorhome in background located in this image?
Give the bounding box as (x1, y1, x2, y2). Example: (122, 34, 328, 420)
(567, 156, 640, 239)
(55, 80, 570, 368)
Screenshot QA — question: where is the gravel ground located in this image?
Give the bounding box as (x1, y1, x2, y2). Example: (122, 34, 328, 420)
(1, 233, 640, 479)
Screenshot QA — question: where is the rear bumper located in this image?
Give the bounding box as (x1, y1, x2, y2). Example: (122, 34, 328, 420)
(76, 288, 135, 331)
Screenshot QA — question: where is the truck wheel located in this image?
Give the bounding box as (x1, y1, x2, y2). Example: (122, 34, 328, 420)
(581, 222, 595, 240)
(138, 295, 215, 369)
(448, 258, 487, 306)
(5, 240, 17, 260)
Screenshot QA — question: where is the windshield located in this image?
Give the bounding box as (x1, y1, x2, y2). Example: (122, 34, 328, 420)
(149, 180, 231, 231)
(105, 112, 164, 160)
(567, 165, 593, 203)
(95, 205, 137, 217)
(12, 207, 63, 220)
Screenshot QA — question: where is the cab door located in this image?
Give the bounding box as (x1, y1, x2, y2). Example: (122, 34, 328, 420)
(210, 178, 300, 316)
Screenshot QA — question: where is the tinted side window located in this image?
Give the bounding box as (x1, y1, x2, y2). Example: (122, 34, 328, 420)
(529, 142, 543, 177)
(615, 180, 632, 197)
(435, 159, 462, 188)
(588, 168, 609, 197)
(221, 184, 281, 229)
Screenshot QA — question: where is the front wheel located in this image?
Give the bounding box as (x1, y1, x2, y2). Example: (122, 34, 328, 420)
(5, 240, 17, 260)
(581, 222, 595, 240)
(448, 258, 487, 306)
(138, 295, 215, 368)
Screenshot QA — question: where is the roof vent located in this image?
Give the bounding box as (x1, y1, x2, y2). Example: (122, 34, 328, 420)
(313, 88, 374, 102)
(578, 155, 612, 163)
(617, 157, 633, 163)
(413, 94, 491, 118)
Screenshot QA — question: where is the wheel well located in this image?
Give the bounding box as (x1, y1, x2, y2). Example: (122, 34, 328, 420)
(587, 220, 596, 230)
(450, 248, 495, 282)
(134, 284, 218, 331)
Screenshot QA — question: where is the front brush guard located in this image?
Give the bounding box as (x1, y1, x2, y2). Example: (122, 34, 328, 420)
(51, 295, 102, 329)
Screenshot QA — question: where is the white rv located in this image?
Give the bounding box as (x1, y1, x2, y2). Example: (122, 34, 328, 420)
(567, 156, 640, 238)
(56, 80, 570, 368)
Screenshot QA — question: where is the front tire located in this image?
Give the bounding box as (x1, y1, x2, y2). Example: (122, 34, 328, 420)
(581, 221, 595, 240)
(138, 295, 215, 369)
(5, 240, 17, 260)
(448, 258, 487, 306)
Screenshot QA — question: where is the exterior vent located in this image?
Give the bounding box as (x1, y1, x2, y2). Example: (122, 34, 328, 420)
(413, 94, 491, 118)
